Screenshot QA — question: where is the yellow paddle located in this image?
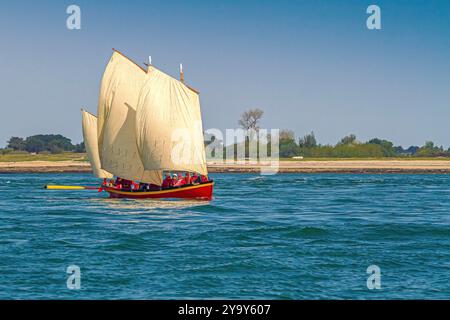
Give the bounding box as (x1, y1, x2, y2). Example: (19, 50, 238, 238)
(45, 185, 103, 191)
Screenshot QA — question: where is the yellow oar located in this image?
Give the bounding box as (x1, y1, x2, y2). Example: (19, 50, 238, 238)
(45, 185, 102, 191)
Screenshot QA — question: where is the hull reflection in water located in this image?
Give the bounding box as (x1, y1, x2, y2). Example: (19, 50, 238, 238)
(95, 197, 210, 214)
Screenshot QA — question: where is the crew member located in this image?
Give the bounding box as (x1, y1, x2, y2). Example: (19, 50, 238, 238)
(191, 173, 200, 184)
(185, 172, 192, 185)
(162, 173, 173, 189)
(131, 181, 140, 191)
(174, 174, 186, 187)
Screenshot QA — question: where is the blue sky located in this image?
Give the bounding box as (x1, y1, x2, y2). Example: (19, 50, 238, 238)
(0, 0, 449, 148)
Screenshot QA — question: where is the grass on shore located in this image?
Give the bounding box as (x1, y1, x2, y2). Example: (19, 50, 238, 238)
(0, 152, 88, 162)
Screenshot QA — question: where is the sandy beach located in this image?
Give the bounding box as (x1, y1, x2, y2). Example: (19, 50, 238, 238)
(2, 160, 450, 174)
(0, 161, 91, 173)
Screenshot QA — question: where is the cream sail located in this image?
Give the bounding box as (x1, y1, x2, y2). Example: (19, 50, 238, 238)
(97, 50, 162, 185)
(81, 110, 113, 179)
(83, 49, 206, 186)
(135, 65, 208, 176)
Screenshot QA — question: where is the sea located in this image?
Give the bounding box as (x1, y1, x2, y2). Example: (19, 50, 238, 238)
(0, 173, 449, 299)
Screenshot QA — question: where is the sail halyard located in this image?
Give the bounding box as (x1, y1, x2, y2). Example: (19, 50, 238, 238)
(81, 110, 113, 179)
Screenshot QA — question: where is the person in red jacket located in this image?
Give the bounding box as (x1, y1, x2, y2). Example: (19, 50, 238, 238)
(162, 173, 173, 189)
(201, 175, 208, 182)
(185, 172, 192, 185)
(174, 175, 186, 187)
(131, 181, 140, 191)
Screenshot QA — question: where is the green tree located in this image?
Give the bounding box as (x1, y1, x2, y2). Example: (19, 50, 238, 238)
(416, 141, 444, 157)
(424, 141, 435, 149)
(22, 134, 75, 153)
(7, 137, 26, 150)
(24, 136, 45, 153)
(298, 131, 317, 148)
(337, 134, 357, 145)
(368, 138, 396, 157)
(279, 129, 298, 158)
(73, 142, 85, 153)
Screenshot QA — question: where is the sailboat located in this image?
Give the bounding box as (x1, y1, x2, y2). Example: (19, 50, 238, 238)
(77, 49, 213, 200)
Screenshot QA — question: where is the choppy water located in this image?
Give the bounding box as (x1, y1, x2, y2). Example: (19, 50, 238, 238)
(0, 173, 449, 299)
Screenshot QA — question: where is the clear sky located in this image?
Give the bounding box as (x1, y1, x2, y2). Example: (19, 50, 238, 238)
(1, 0, 449, 148)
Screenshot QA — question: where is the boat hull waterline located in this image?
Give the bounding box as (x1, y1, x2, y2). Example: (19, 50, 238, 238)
(104, 181, 214, 200)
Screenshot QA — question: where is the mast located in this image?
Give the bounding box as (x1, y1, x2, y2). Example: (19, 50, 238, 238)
(180, 63, 184, 83)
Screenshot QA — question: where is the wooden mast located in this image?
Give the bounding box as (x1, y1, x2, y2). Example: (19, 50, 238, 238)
(180, 63, 184, 83)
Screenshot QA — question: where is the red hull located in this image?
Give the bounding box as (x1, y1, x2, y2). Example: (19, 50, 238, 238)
(104, 181, 214, 200)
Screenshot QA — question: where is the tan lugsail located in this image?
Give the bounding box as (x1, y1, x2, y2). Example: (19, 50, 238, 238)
(135, 66, 208, 175)
(97, 50, 162, 185)
(81, 110, 113, 179)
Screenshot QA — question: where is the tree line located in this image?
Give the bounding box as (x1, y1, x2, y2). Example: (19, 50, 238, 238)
(235, 108, 450, 158)
(2, 109, 449, 159)
(279, 131, 450, 158)
(4, 135, 85, 154)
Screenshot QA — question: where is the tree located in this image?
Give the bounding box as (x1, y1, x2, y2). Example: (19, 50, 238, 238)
(238, 108, 264, 131)
(337, 134, 357, 145)
(7, 137, 26, 150)
(238, 108, 264, 159)
(24, 136, 45, 153)
(424, 141, 435, 149)
(416, 141, 444, 157)
(73, 142, 85, 153)
(394, 146, 405, 155)
(279, 129, 295, 142)
(9, 134, 76, 153)
(47, 136, 73, 151)
(279, 129, 298, 158)
(368, 138, 395, 156)
(5, 134, 87, 154)
(406, 146, 419, 155)
(298, 131, 317, 148)
(25, 134, 74, 153)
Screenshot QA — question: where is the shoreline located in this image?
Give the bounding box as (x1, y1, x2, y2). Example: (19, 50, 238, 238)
(1, 160, 450, 174)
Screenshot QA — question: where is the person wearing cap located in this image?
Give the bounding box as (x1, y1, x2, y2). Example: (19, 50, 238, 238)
(174, 174, 186, 187)
(172, 174, 179, 186)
